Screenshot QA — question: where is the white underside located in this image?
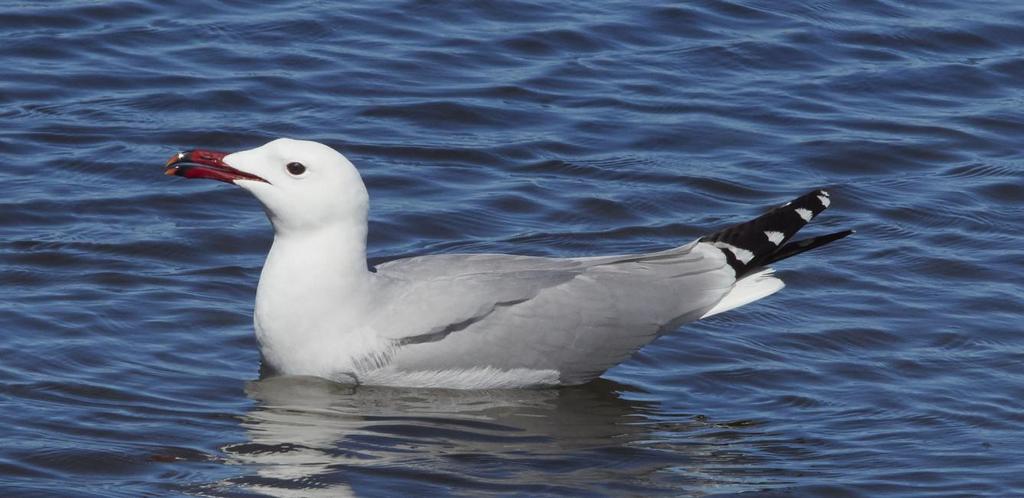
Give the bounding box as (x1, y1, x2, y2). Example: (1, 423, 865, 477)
(700, 268, 785, 318)
(352, 366, 561, 389)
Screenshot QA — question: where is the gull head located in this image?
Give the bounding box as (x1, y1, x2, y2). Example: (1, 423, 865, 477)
(165, 138, 369, 234)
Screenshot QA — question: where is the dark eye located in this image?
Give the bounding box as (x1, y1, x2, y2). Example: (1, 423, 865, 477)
(286, 162, 306, 175)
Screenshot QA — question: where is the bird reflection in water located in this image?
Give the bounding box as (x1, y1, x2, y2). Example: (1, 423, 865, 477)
(205, 376, 779, 496)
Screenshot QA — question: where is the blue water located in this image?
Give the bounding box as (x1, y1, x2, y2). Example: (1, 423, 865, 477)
(2, 1, 1023, 496)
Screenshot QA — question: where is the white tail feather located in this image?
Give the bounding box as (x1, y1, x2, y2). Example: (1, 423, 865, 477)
(700, 268, 785, 318)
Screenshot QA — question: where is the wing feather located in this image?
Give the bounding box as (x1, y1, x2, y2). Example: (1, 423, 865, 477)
(373, 242, 736, 383)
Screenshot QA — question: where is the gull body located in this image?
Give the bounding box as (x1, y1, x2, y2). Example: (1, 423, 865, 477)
(166, 139, 851, 389)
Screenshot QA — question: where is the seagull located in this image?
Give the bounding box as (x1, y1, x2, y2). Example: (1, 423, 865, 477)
(165, 139, 852, 389)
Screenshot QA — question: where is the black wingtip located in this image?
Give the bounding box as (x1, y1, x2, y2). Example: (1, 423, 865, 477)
(700, 189, 850, 277)
(763, 229, 853, 266)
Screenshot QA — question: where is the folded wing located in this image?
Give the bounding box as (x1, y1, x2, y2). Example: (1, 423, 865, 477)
(372, 243, 735, 384)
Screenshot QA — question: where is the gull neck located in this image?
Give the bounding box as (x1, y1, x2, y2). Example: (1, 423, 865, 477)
(266, 222, 371, 283)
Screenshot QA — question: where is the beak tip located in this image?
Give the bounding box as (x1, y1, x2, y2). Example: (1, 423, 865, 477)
(164, 151, 190, 177)
(165, 152, 186, 167)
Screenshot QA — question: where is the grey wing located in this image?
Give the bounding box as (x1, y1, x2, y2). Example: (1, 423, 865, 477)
(375, 242, 735, 384)
(370, 253, 587, 343)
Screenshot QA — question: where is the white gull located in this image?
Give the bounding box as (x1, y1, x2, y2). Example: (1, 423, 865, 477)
(165, 138, 851, 389)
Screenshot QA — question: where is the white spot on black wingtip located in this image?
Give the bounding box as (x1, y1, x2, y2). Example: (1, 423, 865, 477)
(795, 208, 813, 222)
(818, 195, 831, 208)
(764, 230, 784, 245)
(710, 241, 754, 264)
(819, 189, 830, 197)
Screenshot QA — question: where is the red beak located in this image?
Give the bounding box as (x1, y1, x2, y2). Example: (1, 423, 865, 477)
(164, 149, 268, 184)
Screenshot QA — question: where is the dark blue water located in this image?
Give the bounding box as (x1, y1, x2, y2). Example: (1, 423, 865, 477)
(2, 1, 1022, 496)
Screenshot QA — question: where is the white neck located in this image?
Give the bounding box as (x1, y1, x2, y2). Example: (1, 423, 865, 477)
(266, 222, 370, 279)
(253, 222, 373, 374)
